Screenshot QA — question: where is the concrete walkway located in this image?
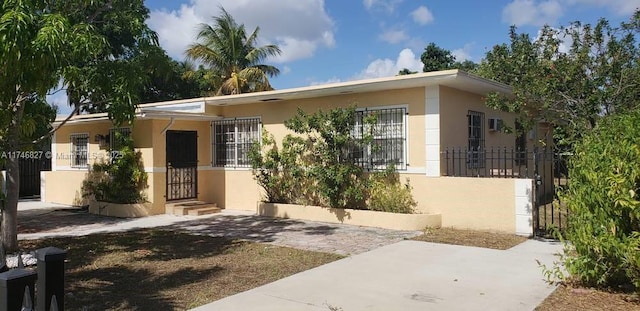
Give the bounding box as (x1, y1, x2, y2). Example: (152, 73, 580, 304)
(18, 201, 421, 255)
(19, 201, 562, 310)
(192, 239, 562, 311)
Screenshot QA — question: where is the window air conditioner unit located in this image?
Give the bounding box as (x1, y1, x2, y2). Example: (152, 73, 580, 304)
(488, 118, 502, 132)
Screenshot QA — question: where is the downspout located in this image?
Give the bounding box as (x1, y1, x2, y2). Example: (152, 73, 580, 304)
(161, 117, 175, 135)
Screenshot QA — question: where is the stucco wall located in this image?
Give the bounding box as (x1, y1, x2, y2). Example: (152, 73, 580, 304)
(220, 87, 427, 171)
(199, 169, 261, 210)
(42, 170, 87, 206)
(407, 175, 517, 233)
(439, 85, 516, 149)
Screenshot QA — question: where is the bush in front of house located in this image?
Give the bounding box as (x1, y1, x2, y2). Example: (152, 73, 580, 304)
(561, 111, 640, 292)
(368, 167, 417, 214)
(82, 134, 148, 204)
(249, 106, 417, 213)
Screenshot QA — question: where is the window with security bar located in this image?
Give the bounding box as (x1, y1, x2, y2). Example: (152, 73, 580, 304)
(212, 118, 261, 167)
(70, 133, 89, 168)
(352, 107, 407, 170)
(467, 110, 485, 168)
(109, 127, 131, 151)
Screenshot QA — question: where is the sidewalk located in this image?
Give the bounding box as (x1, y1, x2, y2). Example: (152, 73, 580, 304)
(17, 201, 421, 255)
(192, 239, 563, 311)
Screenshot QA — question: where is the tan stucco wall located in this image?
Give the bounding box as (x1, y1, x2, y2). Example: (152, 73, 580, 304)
(42, 170, 87, 206)
(48, 120, 163, 213)
(199, 169, 261, 210)
(219, 87, 427, 169)
(258, 203, 442, 231)
(439, 86, 516, 150)
(152, 119, 212, 168)
(408, 175, 517, 233)
(53, 121, 114, 168)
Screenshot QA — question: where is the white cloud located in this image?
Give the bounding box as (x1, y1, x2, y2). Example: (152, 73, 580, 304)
(452, 43, 475, 62)
(565, 0, 640, 15)
(356, 48, 422, 79)
(147, 5, 204, 60)
(502, 0, 563, 26)
(363, 0, 403, 13)
(502, 0, 639, 27)
(411, 6, 434, 25)
(309, 77, 342, 86)
(282, 66, 292, 74)
(147, 0, 335, 63)
(378, 29, 409, 44)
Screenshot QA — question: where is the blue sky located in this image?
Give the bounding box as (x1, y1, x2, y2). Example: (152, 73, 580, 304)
(51, 0, 639, 113)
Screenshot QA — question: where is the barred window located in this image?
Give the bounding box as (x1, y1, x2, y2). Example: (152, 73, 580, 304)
(212, 118, 261, 167)
(467, 110, 485, 168)
(109, 127, 131, 151)
(70, 133, 89, 168)
(352, 107, 407, 170)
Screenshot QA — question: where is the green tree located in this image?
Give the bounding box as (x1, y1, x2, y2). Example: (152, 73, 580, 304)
(186, 7, 282, 95)
(421, 43, 457, 72)
(455, 60, 479, 72)
(477, 11, 640, 145)
(420, 42, 479, 73)
(397, 68, 418, 75)
(0, 0, 154, 251)
(136, 46, 214, 103)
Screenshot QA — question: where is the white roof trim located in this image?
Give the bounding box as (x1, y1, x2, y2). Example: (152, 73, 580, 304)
(200, 70, 512, 106)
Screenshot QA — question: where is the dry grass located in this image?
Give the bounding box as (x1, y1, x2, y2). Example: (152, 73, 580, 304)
(536, 285, 640, 311)
(411, 227, 528, 250)
(19, 229, 343, 311)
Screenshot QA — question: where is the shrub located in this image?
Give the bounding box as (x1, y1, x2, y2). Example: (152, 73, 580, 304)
(248, 131, 315, 205)
(367, 168, 417, 214)
(561, 111, 640, 292)
(82, 134, 148, 204)
(249, 106, 417, 213)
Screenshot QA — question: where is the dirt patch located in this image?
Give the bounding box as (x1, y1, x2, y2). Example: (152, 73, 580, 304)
(411, 227, 528, 250)
(536, 285, 640, 311)
(19, 229, 343, 310)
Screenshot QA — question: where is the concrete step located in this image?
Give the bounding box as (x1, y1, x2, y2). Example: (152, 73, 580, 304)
(166, 201, 220, 216)
(187, 206, 222, 216)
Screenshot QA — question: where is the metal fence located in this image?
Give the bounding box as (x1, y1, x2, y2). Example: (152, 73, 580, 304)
(442, 147, 570, 237)
(442, 147, 534, 178)
(0, 247, 67, 311)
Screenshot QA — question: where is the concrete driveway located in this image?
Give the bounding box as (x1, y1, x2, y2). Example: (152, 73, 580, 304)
(193, 239, 562, 311)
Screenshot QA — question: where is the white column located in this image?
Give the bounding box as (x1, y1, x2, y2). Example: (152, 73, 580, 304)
(425, 85, 440, 177)
(515, 179, 534, 236)
(40, 171, 46, 202)
(51, 132, 57, 171)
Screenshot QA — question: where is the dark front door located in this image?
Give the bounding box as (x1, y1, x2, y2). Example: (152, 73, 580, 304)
(166, 130, 198, 201)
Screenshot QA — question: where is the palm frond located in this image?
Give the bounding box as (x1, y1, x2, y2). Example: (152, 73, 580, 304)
(186, 6, 281, 95)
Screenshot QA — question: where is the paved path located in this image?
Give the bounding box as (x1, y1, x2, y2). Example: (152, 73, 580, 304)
(193, 239, 563, 311)
(19, 201, 562, 310)
(18, 201, 421, 255)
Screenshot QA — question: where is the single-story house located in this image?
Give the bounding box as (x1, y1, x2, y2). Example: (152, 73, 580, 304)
(42, 70, 551, 235)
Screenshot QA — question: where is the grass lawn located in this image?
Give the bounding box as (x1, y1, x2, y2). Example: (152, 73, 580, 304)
(411, 227, 528, 250)
(535, 285, 640, 311)
(19, 229, 343, 311)
(411, 227, 640, 310)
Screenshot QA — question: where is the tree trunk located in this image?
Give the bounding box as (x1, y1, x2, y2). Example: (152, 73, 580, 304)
(2, 98, 26, 252)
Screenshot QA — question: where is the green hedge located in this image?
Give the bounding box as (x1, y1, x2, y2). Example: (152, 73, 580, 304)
(562, 111, 640, 291)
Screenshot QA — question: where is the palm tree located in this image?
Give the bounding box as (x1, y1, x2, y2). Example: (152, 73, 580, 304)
(185, 8, 282, 95)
